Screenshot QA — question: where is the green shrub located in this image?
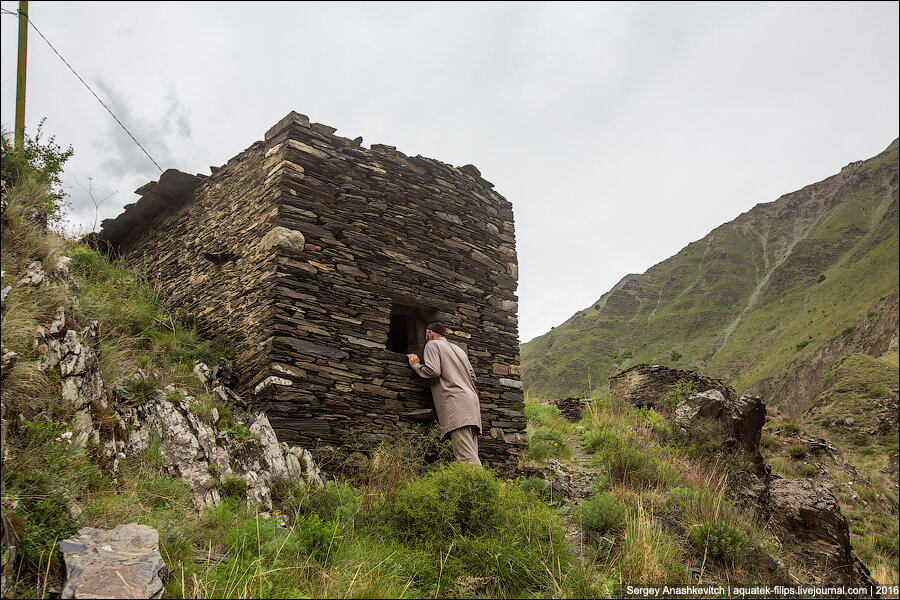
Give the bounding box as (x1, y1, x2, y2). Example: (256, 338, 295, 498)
(300, 513, 340, 562)
(669, 350, 682, 362)
(666, 379, 697, 410)
(297, 481, 360, 524)
(865, 384, 887, 398)
(581, 425, 619, 454)
(527, 425, 572, 460)
(223, 475, 249, 499)
(518, 476, 550, 498)
(1, 120, 73, 221)
(788, 445, 807, 459)
(222, 422, 259, 442)
(780, 422, 801, 434)
(689, 520, 748, 562)
(606, 445, 679, 489)
(126, 377, 159, 404)
(383, 463, 571, 595)
(760, 432, 778, 450)
(388, 462, 502, 541)
(800, 463, 817, 477)
(574, 492, 626, 534)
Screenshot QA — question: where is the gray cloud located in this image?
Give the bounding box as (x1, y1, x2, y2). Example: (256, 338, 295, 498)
(91, 79, 192, 180)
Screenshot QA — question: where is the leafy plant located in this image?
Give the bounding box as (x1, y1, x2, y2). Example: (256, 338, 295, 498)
(526, 426, 571, 460)
(1, 120, 74, 221)
(518, 476, 550, 498)
(788, 445, 807, 459)
(574, 492, 626, 534)
(300, 513, 340, 561)
(222, 475, 249, 499)
(126, 377, 159, 404)
(666, 379, 697, 410)
(689, 520, 748, 562)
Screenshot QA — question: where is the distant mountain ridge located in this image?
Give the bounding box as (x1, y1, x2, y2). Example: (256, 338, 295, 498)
(522, 139, 899, 411)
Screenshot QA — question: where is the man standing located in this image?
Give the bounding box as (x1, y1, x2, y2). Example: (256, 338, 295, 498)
(407, 322, 483, 466)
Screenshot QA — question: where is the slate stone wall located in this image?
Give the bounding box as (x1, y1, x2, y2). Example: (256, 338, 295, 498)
(106, 112, 527, 470)
(608, 364, 735, 409)
(113, 142, 280, 388)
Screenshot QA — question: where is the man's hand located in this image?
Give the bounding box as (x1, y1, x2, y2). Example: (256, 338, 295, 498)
(407, 354, 420, 368)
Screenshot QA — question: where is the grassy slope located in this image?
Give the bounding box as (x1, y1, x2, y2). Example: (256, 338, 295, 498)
(522, 143, 899, 404)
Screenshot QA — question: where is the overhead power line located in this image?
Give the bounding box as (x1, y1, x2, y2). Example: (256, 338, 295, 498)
(2, 7, 163, 172)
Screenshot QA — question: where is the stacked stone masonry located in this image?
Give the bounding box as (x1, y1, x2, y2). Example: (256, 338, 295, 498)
(99, 111, 527, 470)
(609, 364, 736, 408)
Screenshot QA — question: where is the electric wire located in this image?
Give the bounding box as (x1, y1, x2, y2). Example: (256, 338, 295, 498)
(2, 7, 163, 172)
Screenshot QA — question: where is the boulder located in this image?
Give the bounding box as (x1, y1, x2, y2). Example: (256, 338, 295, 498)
(767, 478, 876, 587)
(59, 524, 165, 599)
(675, 391, 767, 467)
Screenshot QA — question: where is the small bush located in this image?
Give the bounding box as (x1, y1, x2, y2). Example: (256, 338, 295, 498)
(222, 422, 259, 442)
(527, 425, 572, 460)
(382, 463, 571, 595)
(800, 463, 817, 477)
(574, 492, 626, 534)
(788, 445, 807, 459)
(223, 475, 249, 499)
(388, 462, 502, 541)
(865, 384, 887, 398)
(300, 513, 340, 561)
(126, 377, 159, 404)
(1, 120, 73, 221)
(518, 476, 550, 498)
(296, 481, 360, 524)
(760, 432, 778, 450)
(689, 520, 748, 562)
(666, 379, 697, 410)
(581, 425, 619, 454)
(780, 422, 801, 434)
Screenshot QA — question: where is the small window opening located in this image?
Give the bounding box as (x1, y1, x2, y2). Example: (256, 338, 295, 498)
(386, 303, 428, 354)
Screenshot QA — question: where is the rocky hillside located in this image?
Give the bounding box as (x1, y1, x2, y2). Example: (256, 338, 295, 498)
(522, 139, 899, 410)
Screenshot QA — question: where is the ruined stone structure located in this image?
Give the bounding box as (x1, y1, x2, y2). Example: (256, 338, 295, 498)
(609, 364, 734, 410)
(98, 112, 526, 469)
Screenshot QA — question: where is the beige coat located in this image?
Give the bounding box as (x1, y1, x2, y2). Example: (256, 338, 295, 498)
(414, 337, 482, 435)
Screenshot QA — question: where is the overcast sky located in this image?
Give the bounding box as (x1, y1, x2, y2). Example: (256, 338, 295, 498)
(2, 2, 898, 343)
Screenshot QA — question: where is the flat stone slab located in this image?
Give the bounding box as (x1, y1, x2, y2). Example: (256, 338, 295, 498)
(60, 523, 165, 599)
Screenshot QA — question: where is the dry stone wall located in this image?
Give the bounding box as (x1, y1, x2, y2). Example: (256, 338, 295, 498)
(107, 145, 281, 388)
(101, 112, 526, 470)
(609, 364, 735, 409)
(257, 113, 525, 468)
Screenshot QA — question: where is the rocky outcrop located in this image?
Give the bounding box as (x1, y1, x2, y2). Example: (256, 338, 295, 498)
(59, 524, 165, 599)
(609, 364, 735, 410)
(114, 385, 322, 509)
(767, 478, 876, 587)
(675, 390, 767, 467)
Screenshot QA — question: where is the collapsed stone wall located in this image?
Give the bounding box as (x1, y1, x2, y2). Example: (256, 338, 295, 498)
(100, 112, 527, 470)
(609, 363, 735, 409)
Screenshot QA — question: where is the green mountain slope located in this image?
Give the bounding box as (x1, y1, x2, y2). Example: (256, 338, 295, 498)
(522, 140, 899, 409)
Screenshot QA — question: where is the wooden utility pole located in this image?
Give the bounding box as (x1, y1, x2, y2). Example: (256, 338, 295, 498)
(15, 1, 28, 150)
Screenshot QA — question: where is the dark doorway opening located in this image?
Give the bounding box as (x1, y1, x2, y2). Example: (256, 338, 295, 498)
(386, 304, 428, 355)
